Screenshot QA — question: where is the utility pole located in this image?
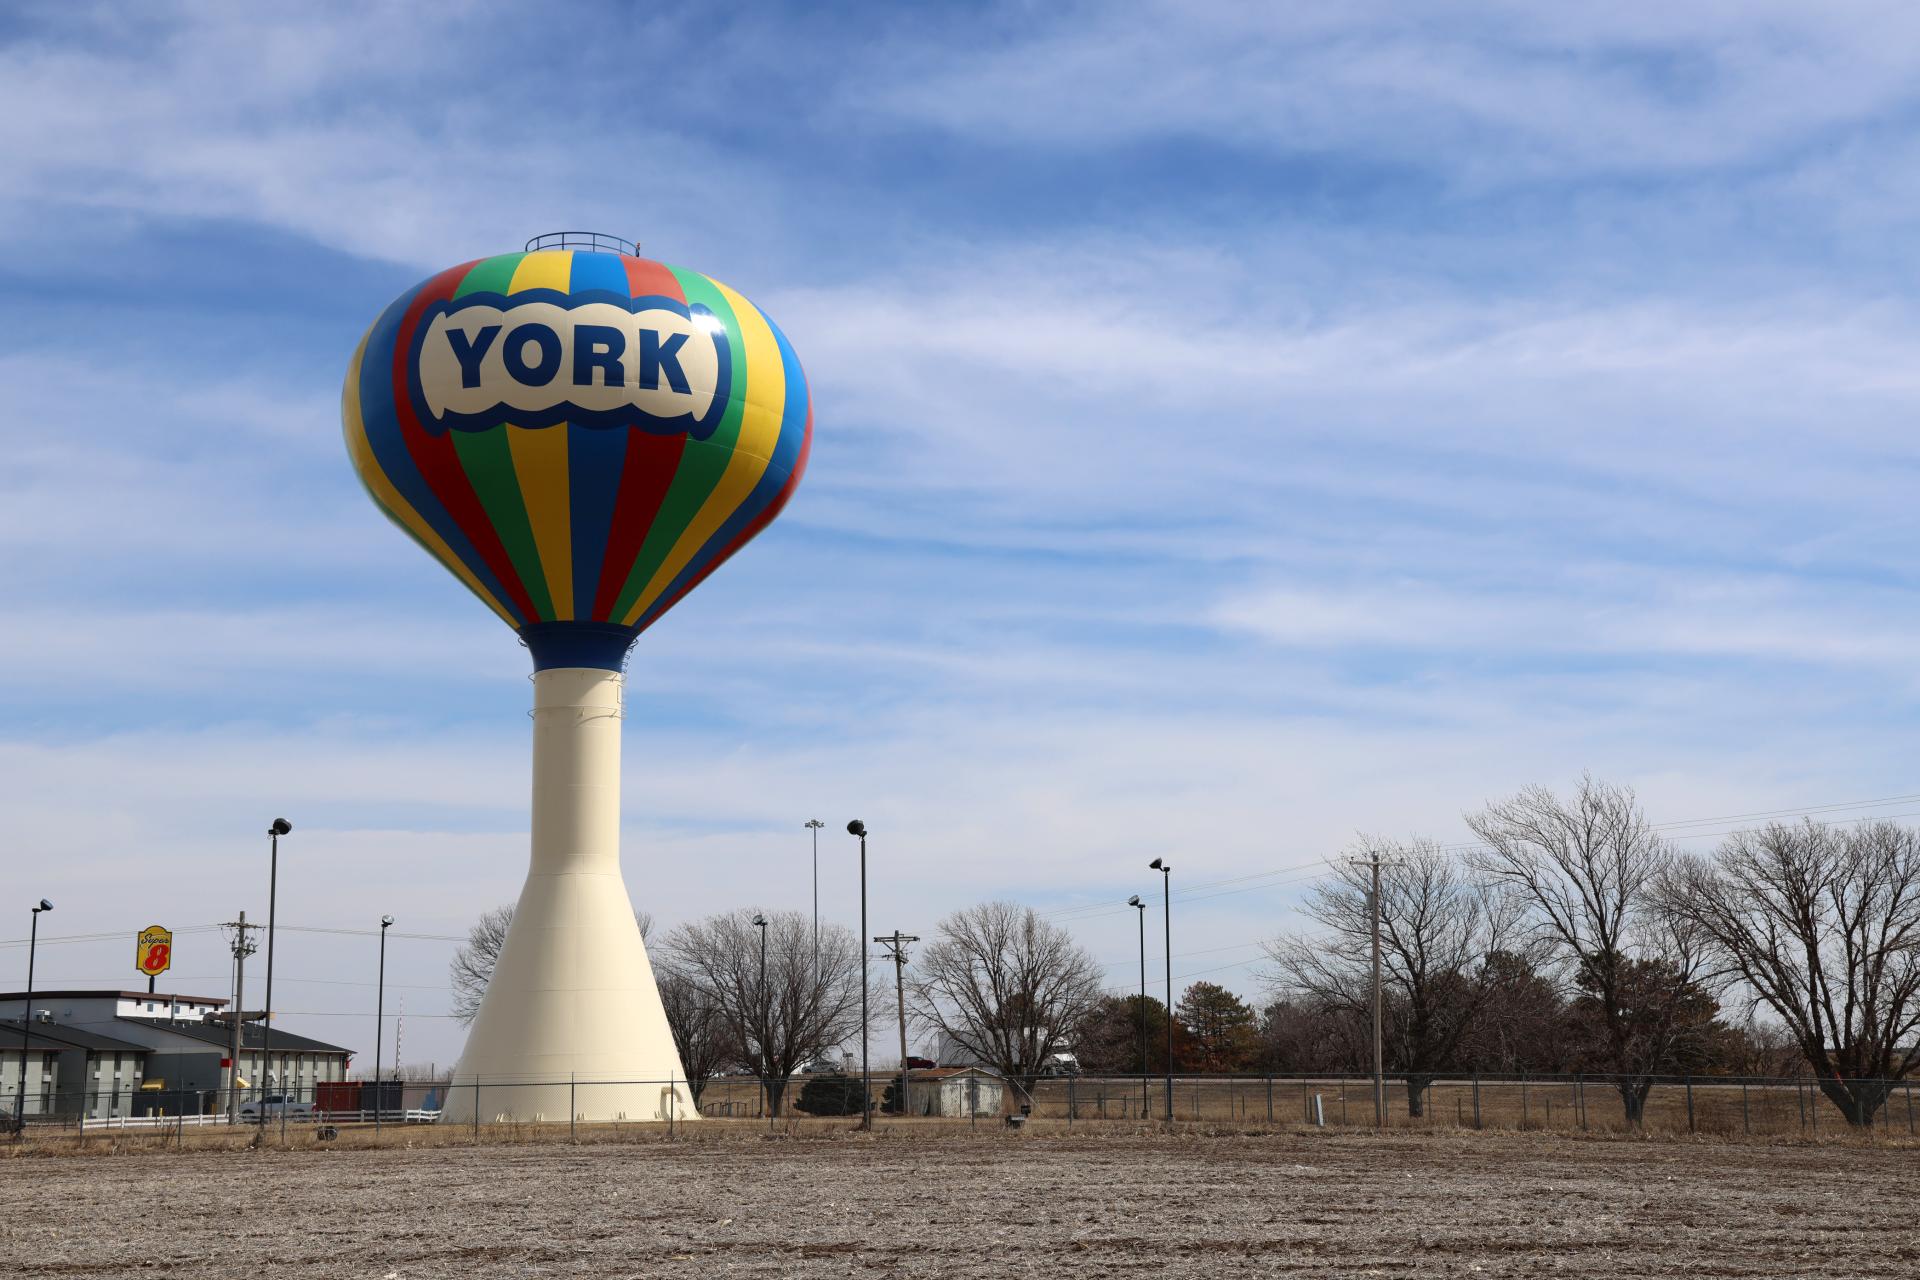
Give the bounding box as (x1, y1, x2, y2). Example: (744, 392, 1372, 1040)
(1347, 850, 1393, 1129)
(874, 932, 918, 1118)
(218, 913, 261, 1124)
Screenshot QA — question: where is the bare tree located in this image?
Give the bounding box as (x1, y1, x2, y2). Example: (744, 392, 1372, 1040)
(658, 909, 869, 1117)
(450, 905, 514, 1026)
(653, 964, 737, 1105)
(1467, 776, 1715, 1125)
(1264, 837, 1525, 1115)
(1255, 998, 1369, 1073)
(451, 904, 651, 1025)
(1663, 820, 1920, 1126)
(911, 900, 1103, 1094)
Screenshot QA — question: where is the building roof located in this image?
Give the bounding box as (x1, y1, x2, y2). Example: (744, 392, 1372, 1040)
(907, 1067, 1002, 1080)
(0, 1019, 151, 1054)
(119, 1018, 350, 1056)
(0, 990, 224, 1005)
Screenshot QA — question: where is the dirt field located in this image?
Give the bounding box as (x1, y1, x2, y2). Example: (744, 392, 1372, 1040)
(5, 1127, 1916, 1278)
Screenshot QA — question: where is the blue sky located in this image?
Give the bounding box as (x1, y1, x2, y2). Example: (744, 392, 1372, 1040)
(4, 2, 1920, 1069)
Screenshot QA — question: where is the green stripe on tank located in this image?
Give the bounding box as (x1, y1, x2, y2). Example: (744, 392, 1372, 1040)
(606, 268, 747, 622)
(456, 253, 524, 297)
(446, 252, 554, 621)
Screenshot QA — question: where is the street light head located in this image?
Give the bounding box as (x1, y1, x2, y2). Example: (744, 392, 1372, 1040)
(269, 818, 292, 836)
(847, 819, 866, 837)
(1128, 895, 1143, 908)
(804, 818, 824, 829)
(752, 914, 767, 927)
(1149, 857, 1166, 872)
(35, 898, 53, 913)
(381, 914, 394, 928)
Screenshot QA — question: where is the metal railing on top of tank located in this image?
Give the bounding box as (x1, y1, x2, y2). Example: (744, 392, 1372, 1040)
(524, 231, 639, 256)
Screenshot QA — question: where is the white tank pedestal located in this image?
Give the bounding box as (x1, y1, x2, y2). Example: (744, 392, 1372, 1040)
(443, 667, 697, 1124)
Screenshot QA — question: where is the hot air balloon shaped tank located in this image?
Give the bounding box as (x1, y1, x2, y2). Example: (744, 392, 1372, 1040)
(342, 233, 812, 1123)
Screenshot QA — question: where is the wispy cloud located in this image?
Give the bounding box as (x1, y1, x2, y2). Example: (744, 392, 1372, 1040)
(855, 2, 1920, 177)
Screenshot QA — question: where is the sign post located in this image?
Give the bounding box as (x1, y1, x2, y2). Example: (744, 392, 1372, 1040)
(136, 925, 173, 994)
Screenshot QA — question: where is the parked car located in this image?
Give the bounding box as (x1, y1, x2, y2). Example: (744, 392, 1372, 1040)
(239, 1094, 314, 1119)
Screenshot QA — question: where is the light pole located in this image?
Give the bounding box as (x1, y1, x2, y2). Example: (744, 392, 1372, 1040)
(374, 914, 393, 1134)
(804, 818, 824, 984)
(847, 819, 870, 1130)
(751, 912, 769, 1118)
(263, 817, 291, 1099)
(15, 899, 51, 1133)
(1149, 858, 1172, 1121)
(1127, 894, 1148, 1121)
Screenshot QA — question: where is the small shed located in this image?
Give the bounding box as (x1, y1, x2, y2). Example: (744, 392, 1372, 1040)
(899, 1067, 1006, 1118)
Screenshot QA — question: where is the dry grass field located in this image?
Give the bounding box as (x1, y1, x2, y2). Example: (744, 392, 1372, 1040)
(5, 1123, 1917, 1278)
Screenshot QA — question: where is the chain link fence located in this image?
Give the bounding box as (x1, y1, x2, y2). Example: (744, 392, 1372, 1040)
(8, 1071, 1917, 1144)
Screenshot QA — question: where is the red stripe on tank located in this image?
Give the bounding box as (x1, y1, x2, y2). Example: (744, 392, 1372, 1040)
(389, 260, 542, 623)
(589, 256, 694, 617)
(591, 434, 687, 619)
(621, 257, 686, 302)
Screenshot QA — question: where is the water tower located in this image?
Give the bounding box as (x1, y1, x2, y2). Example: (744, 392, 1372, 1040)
(341, 232, 811, 1121)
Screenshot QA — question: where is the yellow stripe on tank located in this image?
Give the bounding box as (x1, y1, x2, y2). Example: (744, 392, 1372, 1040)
(504, 252, 576, 618)
(510, 250, 573, 292)
(341, 328, 517, 627)
(621, 283, 784, 625)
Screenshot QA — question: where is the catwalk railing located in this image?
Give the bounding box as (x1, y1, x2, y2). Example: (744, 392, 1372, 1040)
(8, 1072, 1918, 1139)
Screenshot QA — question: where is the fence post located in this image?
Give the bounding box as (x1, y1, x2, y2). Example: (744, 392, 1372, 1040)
(1907, 1082, 1914, 1136)
(1266, 1075, 1273, 1125)
(1685, 1076, 1695, 1133)
(1067, 1076, 1074, 1129)
(473, 1075, 480, 1141)
(570, 1074, 576, 1143)
(1472, 1075, 1482, 1130)
(1810, 1082, 1817, 1134)
(1741, 1080, 1749, 1136)
(1576, 1075, 1586, 1131)
(1521, 1078, 1529, 1129)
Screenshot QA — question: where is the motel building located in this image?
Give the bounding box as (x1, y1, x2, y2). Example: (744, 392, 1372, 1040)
(0, 990, 351, 1120)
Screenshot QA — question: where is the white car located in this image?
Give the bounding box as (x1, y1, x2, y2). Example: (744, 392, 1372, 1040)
(240, 1094, 313, 1119)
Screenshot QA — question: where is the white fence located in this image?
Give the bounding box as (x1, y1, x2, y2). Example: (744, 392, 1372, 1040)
(79, 1113, 232, 1131)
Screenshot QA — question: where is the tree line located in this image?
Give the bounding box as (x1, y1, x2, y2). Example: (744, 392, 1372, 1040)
(1244, 776, 1918, 1127)
(451, 776, 1920, 1127)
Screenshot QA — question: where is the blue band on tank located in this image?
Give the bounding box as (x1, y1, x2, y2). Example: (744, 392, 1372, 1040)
(521, 621, 640, 672)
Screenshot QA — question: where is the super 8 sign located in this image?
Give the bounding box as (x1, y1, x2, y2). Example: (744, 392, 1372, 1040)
(136, 925, 172, 977)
